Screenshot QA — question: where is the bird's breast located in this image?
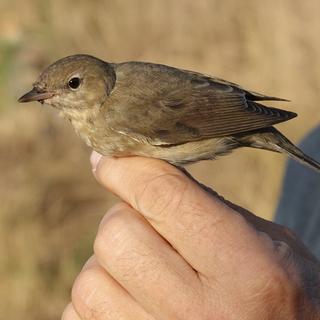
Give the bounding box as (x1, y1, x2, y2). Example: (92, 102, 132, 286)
(60, 108, 98, 147)
(60, 107, 144, 156)
(61, 108, 239, 163)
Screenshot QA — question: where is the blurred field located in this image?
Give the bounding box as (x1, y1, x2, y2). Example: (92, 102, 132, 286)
(1, 0, 320, 318)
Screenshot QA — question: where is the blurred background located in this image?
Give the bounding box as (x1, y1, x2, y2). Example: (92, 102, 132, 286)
(1, 0, 320, 318)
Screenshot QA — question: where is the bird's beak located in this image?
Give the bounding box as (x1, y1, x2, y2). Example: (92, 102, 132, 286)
(18, 87, 55, 103)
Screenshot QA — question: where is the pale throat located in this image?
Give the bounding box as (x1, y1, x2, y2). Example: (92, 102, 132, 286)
(44, 92, 98, 123)
(59, 106, 101, 147)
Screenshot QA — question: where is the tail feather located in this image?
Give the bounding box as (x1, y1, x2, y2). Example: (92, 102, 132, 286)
(280, 142, 320, 171)
(235, 127, 320, 172)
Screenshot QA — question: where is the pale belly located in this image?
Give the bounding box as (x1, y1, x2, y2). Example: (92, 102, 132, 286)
(65, 111, 239, 165)
(87, 131, 238, 165)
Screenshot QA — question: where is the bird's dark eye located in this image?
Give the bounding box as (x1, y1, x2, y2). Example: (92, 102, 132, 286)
(68, 77, 81, 90)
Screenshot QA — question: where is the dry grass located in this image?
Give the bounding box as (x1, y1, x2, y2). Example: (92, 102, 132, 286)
(1, 0, 320, 318)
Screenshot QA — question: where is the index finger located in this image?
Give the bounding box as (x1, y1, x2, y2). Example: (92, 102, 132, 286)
(91, 154, 269, 276)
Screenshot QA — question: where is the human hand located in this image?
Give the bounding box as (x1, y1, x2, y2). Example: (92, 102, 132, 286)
(62, 153, 320, 319)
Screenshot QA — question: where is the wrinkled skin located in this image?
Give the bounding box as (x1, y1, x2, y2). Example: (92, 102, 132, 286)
(62, 154, 320, 320)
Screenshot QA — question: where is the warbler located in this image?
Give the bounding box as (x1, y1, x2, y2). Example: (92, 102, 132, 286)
(18, 54, 320, 171)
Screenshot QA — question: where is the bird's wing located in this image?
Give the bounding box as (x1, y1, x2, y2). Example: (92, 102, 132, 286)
(104, 62, 296, 146)
(178, 68, 290, 102)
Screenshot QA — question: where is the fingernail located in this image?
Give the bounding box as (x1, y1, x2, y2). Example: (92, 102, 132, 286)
(90, 151, 102, 172)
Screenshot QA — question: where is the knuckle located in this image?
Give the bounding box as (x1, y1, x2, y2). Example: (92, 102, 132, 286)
(96, 221, 159, 284)
(98, 202, 129, 230)
(107, 202, 130, 215)
(95, 212, 162, 285)
(94, 209, 131, 258)
(136, 171, 189, 220)
(71, 266, 104, 311)
(273, 240, 294, 265)
(71, 267, 125, 320)
(61, 303, 78, 320)
(257, 231, 274, 249)
(81, 255, 98, 271)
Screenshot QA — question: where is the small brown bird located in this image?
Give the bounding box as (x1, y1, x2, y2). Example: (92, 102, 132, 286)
(19, 54, 320, 171)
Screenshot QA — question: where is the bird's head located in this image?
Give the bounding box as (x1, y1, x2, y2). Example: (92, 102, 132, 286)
(18, 54, 116, 110)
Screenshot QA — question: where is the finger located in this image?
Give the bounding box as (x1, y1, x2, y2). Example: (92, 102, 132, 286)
(72, 257, 154, 320)
(61, 303, 81, 320)
(224, 200, 319, 263)
(81, 255, 99, 271)
(62, 257, 101, 319)
(94, 202, 204, 319)
(92, 155, 266, 275)
(186, 178, 319, 263)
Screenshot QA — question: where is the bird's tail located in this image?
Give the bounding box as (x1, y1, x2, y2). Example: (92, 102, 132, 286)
(235, 127, 320, 172)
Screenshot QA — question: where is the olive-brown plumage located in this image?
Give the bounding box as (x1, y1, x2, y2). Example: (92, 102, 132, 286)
(18, 54, 320, 171)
